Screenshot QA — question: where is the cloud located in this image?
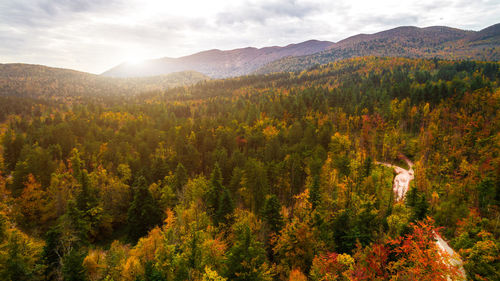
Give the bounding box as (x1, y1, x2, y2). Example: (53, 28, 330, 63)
(215, 0, 333, 25)
(0, 0, 498, 73)
(350, 14, 420, 32)
(0, 0, 119, 27)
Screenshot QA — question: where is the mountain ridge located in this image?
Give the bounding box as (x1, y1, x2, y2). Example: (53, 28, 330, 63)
(102, 40, 334, 78)
(255, 23, 499, 75)
(102, 24, 499, 78)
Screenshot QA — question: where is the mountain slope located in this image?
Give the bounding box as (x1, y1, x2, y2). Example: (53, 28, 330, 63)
(101, 40, 334, 78)
(0, 63, 208, 98)
(255, 24, 500, 74)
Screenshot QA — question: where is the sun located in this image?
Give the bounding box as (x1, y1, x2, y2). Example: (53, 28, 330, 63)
(125, 56, 146, 65)
(123, 51, 150, 65)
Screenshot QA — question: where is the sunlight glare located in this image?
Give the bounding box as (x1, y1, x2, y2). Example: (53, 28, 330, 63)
(123, 51, 150, 65)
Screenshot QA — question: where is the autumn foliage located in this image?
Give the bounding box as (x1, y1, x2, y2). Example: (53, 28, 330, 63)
(0, 57, 498, 280)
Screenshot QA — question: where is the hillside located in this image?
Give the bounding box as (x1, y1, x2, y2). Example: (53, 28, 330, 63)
(101, 40, 334, 78)
(0, 63, 208, 98)
(102, 24, 499, 79)
(255, 24, 500, 74)
(0, 57, 498, 281)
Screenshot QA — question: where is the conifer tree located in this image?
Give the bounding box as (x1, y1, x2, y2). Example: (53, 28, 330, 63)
(309, 175, 321, 210)
(225, 224, 272, 281)
(215, 188, 234, 226)
(127, 176, 162, 242)
(174, 163, 188, 192)
(262, 195, 283, 234)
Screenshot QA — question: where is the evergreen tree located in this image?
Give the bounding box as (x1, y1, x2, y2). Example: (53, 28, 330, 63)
(2, 130, 24, 171)
(477, 178, 495, 214)
(215, 188, 234, 226)
(1, 231, 30, 281)
(75, 171, 98, 215)
(309, 175, 321, 210)
(127, 176, 162, 242)
(141, 261, 167, 281)
(262, 195, 283, 234)
(42, 226, 62, 281)
(205, 163, 224, 223)
(406, 186, 429, 221)
(174, 163, 188, 192)
(62, 248, 86, 281)
(363, 156, 373, 178)
(206, 163, 233, 226)
(225, 224, 271, 281)
(66, 199, 90, 244)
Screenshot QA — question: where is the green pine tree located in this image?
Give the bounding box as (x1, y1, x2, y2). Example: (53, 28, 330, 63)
(225, 224, 271, 281)
(309, 175, 321, 210)
(262, 195, 283, 234)
(127, 176, 162, 242)
(62, 248, 86, 281)
(174, 163, 188, 192)
(215, 188, 234, 226)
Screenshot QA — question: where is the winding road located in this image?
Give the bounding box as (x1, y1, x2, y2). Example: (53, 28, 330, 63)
(375, 154, 414, 202)
(376, 155, 466, 280)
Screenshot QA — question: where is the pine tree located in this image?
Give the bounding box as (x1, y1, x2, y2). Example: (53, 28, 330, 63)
(75, 171, 98, 215)
(309, 175, 321, 210)
(62, 248, 86, 281)
(406, 186, 428, 221)
(262, 195, 283, 234)
(206, 163, 233, 226)
(225, 224, 271, 281)
(42, 226, 62, 281)
(215, 188, 234, 226)
(127, 176, 162, 242)
(174, 163, 188, 192)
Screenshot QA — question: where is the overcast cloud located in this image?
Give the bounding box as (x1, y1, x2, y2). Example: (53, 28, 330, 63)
(0, 0, 498, 74)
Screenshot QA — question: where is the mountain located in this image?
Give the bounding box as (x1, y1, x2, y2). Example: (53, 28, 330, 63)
(255, 24, 500, 74)
(0, 63, 208, 98)
(465, 23, 500, 42)
(101, 40, 334, 78)
(102, 24, 499, 79)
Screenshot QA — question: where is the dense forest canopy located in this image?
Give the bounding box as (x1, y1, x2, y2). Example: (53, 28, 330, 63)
(0, 56, 498, 281)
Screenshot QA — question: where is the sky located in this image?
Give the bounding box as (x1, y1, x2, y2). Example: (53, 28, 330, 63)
(0, 0, 498, 74)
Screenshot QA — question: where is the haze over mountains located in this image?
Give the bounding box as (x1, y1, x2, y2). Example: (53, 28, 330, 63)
(103, 23, 500, 78)
(1, 23, 498, 99)
(102, 40, 334, 78)
(0, 64, 207, 98)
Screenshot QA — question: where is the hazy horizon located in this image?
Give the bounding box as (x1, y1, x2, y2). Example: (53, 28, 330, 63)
(1, 0, 499, 74)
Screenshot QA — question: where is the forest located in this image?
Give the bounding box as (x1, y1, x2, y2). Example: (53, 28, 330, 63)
(0, 56, 498, 281)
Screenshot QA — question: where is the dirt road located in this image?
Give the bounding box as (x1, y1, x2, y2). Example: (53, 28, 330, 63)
(376, 155, 466, 280)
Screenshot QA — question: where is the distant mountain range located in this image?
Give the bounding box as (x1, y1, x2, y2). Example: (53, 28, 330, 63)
(102, 23, 500, 78)
(1, 23, 498, 98)
(101, 40, 333, 78)
(255, 24, 500, 75)
(0, 63, 207, 98)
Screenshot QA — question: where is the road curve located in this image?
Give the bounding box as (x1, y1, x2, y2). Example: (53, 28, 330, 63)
(376, 155, 466, 280)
